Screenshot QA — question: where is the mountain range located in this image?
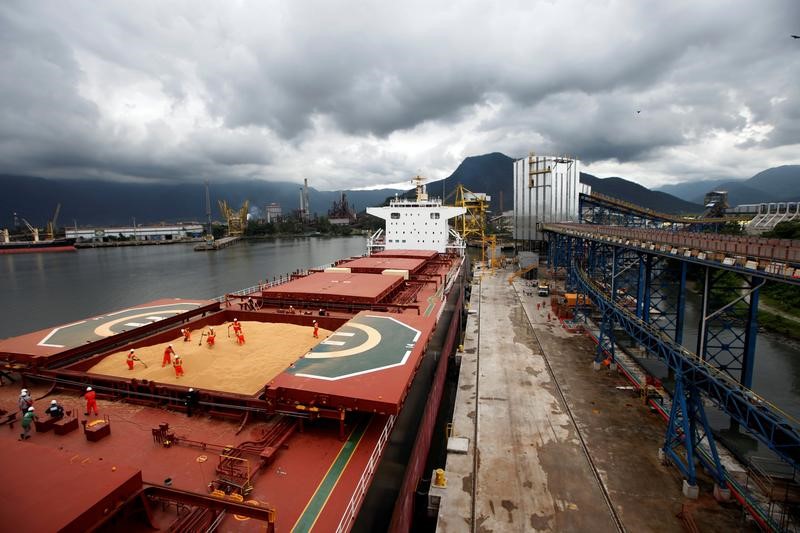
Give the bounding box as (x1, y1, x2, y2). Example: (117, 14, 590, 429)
(656, 165, 800, 206)
(0, 175, 400, 228)
(2, 154, 794, 228)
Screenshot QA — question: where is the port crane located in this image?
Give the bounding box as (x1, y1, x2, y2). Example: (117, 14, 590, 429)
(45, 203, 61, 240)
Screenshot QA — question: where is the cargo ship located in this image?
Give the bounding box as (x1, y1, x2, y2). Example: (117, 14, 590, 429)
(0, 177, 467, 532)
(0, 236, 76, 254)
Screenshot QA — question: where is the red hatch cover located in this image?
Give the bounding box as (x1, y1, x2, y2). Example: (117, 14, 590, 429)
(336, 256, 426, 274)
(0, 299, 212, 359)
(0, 438, 142, 532)
(261, 272, 403, 305)
(267, 311, 434, 414)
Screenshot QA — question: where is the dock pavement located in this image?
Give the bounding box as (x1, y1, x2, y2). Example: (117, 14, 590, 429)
(436, 265, 753, 532)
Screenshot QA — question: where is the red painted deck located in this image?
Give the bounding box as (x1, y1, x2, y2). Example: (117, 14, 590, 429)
(260, 272, 403, 305)
(0, 250, 464, 531)
(336, 256, 426, 274)
(0, 436, 142, 532)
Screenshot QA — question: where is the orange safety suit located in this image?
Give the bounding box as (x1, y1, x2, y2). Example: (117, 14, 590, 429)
(162, 346, 175, 367)
(173, 356, 184, 377)
(85, 390, 98, 415)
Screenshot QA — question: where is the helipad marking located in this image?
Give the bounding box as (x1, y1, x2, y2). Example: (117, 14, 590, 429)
(293, 314, 422, 381)
(93, 304, 201, 337)
(321, 340, 346, 346)
(331, 332, 354, 337)
(145, 316, 165, 321)
(38, 320, 87, 348)
(304, 322, 381, 359)
(124, 322, 149, 327)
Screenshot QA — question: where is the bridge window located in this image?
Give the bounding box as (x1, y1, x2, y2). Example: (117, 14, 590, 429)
(391, 213, 401, 219)
(430, 213, 440, 219)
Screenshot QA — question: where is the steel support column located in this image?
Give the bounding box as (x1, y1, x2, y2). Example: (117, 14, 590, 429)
(663, 375, 726, 487)
(697, 269, 765, 387)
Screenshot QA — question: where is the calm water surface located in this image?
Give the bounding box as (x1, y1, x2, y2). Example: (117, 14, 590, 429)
(0, 236, 366, 339)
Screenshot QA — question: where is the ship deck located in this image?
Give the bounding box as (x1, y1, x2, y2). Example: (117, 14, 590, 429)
(0, 250, 464, 531)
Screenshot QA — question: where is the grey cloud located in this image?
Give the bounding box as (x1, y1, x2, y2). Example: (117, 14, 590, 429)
(0, 1, 798, 187)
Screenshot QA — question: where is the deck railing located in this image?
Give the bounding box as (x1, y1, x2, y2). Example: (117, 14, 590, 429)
(335, 415, 396, 533)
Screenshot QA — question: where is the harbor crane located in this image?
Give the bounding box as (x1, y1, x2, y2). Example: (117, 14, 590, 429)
(20, 218, 40, 242)
(45, 203, 61, 240)
(218, 200, 249, 237)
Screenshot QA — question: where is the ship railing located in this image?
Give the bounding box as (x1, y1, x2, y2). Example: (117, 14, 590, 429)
(336, 414, 396, 533)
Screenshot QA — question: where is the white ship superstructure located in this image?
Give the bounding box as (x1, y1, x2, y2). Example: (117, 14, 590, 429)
(367, 176, 466, 254)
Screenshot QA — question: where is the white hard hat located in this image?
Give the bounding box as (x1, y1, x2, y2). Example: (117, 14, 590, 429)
(168, 344, 173, 348)
(21, 388, 28, 394)
(129, 349, 135, 353)
(28, 406, 35, 411)
(234, 318, 238, 322)
(51, 399, 57, 405)
(189, 388, 194, 392)
(87, 386, 92, 391)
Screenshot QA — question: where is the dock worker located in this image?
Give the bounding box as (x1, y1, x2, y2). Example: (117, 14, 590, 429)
(173, 355, 184, 378)
(19, 406, 37, 440)
(228, 318, 243, 336)
(162, 344, 176, 367)
(18, 389, 33, 416)
(127, 349, 137, 370)
(181, 328, 192, 342)
(206, 327, 216, 348)
(246, 296, 256, 311)
(46, 399, 64, 419)
(313, 320, 319, 339)
(185, 388, 199, 417)
(84, 386, 98, 416)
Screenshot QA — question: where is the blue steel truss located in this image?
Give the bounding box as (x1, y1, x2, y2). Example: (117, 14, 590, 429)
(664, 376, 725, 485)
(696, 267, 763, 388)
(571, 261, 800, 477)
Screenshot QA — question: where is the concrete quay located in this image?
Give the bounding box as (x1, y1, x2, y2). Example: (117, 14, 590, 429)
(436, 265, 754, 532)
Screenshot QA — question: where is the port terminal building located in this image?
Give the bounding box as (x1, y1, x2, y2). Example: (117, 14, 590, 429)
(66, 223, 204, 242)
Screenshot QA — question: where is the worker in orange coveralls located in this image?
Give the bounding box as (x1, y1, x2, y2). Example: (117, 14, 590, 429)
(173, 355, 184, 378)
(84, 386, 98, 416)
(126, 349, 137, 370)
(206, 328, 216, 348)
(313, 320, 319, 339)
(181, 328, 191, 342)
(228, 318, 242, 336)
(162, 344, 175, 367)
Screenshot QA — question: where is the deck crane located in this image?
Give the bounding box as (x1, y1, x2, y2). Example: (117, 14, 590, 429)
(45, 203, 61, 240)
(20, 218, 39, 242)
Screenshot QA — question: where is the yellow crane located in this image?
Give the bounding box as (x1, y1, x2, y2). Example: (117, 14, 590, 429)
(454, 184, 490, 245)
(45, 203, 61, 240)
(218, 200, 249, 237)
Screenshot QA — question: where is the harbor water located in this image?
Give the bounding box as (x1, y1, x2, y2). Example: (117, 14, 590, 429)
(0, 236, 366, 340)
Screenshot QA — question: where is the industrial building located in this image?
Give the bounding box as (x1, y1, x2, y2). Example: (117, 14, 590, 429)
(265, 203, 282, 223)
(66, 224, 203, 242)
(513, 154, 588, 246)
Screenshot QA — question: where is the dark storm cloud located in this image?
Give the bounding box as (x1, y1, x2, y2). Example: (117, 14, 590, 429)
(0, 1, 798, 188)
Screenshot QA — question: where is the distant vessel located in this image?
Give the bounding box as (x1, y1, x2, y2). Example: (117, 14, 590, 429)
(0, 237, 76, 254)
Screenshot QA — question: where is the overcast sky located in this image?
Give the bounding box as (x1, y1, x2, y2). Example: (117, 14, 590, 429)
(1, 1, 798, 190)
